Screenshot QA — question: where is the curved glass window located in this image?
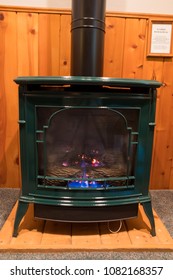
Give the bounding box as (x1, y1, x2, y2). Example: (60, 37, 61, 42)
(36, 107, 139, 189)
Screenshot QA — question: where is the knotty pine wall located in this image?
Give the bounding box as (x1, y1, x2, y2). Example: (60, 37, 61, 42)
(0, 6, 173, 189)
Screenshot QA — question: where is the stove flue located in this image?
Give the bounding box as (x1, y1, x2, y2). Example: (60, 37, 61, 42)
(71, 0, 106, 76)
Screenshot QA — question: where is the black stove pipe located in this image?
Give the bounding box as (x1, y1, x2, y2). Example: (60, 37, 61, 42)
(71, 0, 106, 77)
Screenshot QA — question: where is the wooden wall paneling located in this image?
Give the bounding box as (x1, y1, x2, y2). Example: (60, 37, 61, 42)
(142, 58, 164, 81)
(0, 11, 7, 186)
(38, 14, 61, 75)
(142, 19, 165, 82)
(103, 16, 125, 77)
(142, 16, 164, 81)
(17, 12, 39, 76)
(157, 59, 173, 130)
(142, 21, 165, 189)
(169, 170, 173, 188)
(150, 96, 171, 189)
(0, 11, 19, 188)
(169, 149, 173, 188)
(150, 59, 173, 189)
(59, 14, 71, 76)
(151, 119, 173, 189)
(149, 59, 173, 189)
(169, 93, 173, 188)
(122, 18, 147, 78)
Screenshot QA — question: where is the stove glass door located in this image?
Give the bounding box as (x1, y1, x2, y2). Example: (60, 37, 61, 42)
(36, 107, 139, 189)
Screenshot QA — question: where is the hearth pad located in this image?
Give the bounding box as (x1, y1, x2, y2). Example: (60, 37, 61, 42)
(0, 203, 173, 252)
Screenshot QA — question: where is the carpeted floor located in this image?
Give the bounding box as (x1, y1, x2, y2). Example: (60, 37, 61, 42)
(0, 188, 173, 260)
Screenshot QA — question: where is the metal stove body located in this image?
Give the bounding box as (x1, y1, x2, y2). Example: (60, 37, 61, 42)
(13, 76, 161, 237)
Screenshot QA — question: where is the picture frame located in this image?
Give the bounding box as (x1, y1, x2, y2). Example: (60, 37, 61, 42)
(147, 20, 173, 57)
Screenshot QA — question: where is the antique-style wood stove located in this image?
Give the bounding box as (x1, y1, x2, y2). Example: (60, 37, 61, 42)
(13, 0, 162, 237)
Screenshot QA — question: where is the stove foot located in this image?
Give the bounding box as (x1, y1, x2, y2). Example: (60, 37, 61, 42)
(141, 201, 156, 236)
(12, 200, 29, 237)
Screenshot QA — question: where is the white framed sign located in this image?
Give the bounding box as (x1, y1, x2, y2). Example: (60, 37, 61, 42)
(147, 20, 173, 57)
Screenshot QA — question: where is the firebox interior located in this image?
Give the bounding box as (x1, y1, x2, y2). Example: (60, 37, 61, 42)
(37, 107, 138, 189)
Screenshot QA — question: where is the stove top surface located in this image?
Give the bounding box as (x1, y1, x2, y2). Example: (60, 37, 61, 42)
(14, 76, 162, 88)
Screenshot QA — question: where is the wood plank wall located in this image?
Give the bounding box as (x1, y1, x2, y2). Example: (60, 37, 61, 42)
(0, 7, 173, 189)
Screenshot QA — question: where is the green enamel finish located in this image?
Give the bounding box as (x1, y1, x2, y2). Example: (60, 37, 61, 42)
(13, 200, 29, 237)
(14, 76, 162, 88)
(13, 76, 162, 236)
(142, 200, 156, 236)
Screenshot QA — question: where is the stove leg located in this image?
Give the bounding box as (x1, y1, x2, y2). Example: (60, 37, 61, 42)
(12, 200, 29, 237)
(141, 201, 156, 236)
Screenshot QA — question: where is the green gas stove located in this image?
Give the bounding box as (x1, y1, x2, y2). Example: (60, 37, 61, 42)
(13, 76, 162, 237)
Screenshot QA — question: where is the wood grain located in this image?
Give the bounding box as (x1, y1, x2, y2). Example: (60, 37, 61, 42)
(59, 14, 71, 76)
(38, 14, 60, 75)
(122, 18, 147, 78)
(0, 11, 19, 188)
(0, 8, 173, 189)
(17, 12, 38, 76)
(104, 17, 125, 77)
(0, 203, 173, 251)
